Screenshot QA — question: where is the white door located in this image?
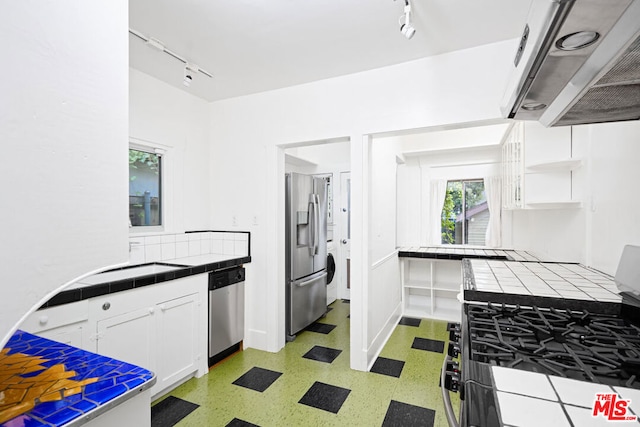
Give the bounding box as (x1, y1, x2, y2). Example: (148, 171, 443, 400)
(339, 172, 351, 300)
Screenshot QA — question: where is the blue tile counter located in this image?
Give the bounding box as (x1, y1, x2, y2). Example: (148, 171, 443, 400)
(0, 330, 155, 427)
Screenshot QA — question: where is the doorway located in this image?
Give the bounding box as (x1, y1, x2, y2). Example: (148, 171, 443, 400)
(339, 172, 351, 300)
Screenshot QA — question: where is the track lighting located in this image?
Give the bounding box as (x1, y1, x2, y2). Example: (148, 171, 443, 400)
(129, 28, 214, 86)
(183, 64, 195, 87)
(399, 0, 416, 40)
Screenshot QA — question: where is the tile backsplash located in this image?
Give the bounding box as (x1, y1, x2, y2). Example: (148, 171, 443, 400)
(129, 231, 250, 264)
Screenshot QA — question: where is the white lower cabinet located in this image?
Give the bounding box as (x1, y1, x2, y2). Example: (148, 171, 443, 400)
(21, 274, 208, 401)
(89, 275, 207, 399)
(20, 300, 90, 349)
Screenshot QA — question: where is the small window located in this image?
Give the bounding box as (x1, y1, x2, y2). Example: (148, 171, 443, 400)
(441, 179, 488, 245)
(129, 148, 162, 227)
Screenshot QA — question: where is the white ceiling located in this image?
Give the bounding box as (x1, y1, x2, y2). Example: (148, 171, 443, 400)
(129, 0, 531, 102)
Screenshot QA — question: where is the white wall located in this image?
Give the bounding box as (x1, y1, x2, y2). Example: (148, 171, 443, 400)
(509, 209, 585, 262)
(581, 121, 640, 274)
(207, 39, 516, 368)
(370, 140, 401, 261)
(129, 68, 211, 232)
(366, 138, 402, 366)
(506, 120, 640, 275)
(0, 2, 129, 348)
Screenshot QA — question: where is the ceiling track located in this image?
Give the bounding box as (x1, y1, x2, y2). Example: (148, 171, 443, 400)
(129, 28, 213, 78)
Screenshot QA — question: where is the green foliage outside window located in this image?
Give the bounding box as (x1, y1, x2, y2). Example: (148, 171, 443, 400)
(441, 180, 486, 244)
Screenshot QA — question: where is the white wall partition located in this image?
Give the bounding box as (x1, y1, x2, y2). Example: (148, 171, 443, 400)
(129, 69, 211, 232)
(578, 121, 640, 274)
(0, 1, 129, 348)
(366, 139, 403, 367)
(207, 40, 516, 368)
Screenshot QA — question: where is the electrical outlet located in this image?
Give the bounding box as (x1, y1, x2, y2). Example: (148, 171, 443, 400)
(252, 215, 258, 225)
(232, 215, 238, 226)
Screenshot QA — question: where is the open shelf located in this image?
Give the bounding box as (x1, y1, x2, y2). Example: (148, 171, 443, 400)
(401, 258, 462, 321)
(404, 280, 431, 290)
(526, 159, 582, 172)
(525, 201, 582, 209)
(432, 284, 461, 293)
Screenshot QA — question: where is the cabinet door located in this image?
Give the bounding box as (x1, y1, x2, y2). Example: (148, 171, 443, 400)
(96, 306, 156, 372)
(37, 322, 87, 349)
(155, 294, 199, 393)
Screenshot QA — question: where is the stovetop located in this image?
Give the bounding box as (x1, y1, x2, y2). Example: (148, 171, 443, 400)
(467, 302, 640, 389)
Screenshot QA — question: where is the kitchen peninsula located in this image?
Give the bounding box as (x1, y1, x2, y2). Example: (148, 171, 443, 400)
(0, 330, 155, 427)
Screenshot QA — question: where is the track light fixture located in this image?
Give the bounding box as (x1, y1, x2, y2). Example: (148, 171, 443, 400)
(129, 28, 214, 86)
(183, 63, 198, 87)
(398, 0, 416, 40)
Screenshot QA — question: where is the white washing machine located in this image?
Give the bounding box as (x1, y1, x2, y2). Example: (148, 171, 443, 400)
(326, 240, 338, 305)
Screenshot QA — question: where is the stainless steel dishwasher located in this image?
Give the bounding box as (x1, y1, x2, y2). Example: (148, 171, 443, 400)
(208, 266, 245, 366)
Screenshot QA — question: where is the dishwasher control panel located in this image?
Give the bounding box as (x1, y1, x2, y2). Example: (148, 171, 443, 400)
(209, 267, 245, 290)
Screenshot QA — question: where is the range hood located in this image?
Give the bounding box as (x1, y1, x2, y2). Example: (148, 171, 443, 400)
(501, 0, 640, 127)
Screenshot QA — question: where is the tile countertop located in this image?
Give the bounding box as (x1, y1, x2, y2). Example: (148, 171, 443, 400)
(492, 366, 640, 426)
(462, 259, 622, 312)
(42, 253, 251, 309)
(0, 330, 155, 427)
(397, 246, 578, 263)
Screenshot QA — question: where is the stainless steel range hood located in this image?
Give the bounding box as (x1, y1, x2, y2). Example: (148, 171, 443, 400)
(501, 0, 640, 127)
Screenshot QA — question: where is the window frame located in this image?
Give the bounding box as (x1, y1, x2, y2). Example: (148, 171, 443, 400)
(129, 138, 169, 234)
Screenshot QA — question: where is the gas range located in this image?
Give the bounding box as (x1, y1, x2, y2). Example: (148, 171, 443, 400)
(448, 300, 640, 426)
(441, 245, 640, 427)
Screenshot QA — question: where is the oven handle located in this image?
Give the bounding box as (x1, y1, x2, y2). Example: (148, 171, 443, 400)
(441, 354, 460, 427)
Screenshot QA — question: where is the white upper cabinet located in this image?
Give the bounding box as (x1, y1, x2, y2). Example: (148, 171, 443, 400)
(502, 122, 581, 209)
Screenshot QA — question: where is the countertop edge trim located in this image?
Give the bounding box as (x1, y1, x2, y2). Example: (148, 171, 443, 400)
(41, 257, 251, 309)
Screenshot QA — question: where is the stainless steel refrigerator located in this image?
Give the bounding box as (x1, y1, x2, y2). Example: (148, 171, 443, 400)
(285, 172, 328, 340)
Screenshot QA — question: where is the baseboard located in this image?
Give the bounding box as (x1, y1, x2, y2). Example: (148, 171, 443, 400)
(366, 300, 403, 370)
(245, 328, 268, 351)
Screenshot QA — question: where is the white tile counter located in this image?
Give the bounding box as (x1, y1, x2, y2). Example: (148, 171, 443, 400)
(465, 259, 621, 304)
(398, 246, 566, 262)
(492, 366, 640, 426)
(165, 253, 238, 266)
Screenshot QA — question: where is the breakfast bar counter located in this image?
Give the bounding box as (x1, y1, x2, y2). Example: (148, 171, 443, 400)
(0, 330, 155, 427)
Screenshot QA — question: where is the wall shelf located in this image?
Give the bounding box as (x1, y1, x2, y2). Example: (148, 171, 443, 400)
(526, 159, 582, 172)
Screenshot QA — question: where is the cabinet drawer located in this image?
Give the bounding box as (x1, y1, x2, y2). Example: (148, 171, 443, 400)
(22, 300, 89, 333)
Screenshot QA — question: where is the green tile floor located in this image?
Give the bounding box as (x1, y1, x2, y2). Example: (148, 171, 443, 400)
(158, 300, 460, 426)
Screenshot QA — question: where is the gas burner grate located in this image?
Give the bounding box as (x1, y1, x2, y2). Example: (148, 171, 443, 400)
(467, 304, 640, 389)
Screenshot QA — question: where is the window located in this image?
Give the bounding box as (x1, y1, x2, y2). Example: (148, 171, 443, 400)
(441, 179, 488, 245)
(129, 148, 162, 227)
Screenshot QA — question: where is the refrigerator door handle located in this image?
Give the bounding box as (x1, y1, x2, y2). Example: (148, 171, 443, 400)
(308, 198, 315, 256)
(314, 194, 320, 255)
(296, 272, 328, 287)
